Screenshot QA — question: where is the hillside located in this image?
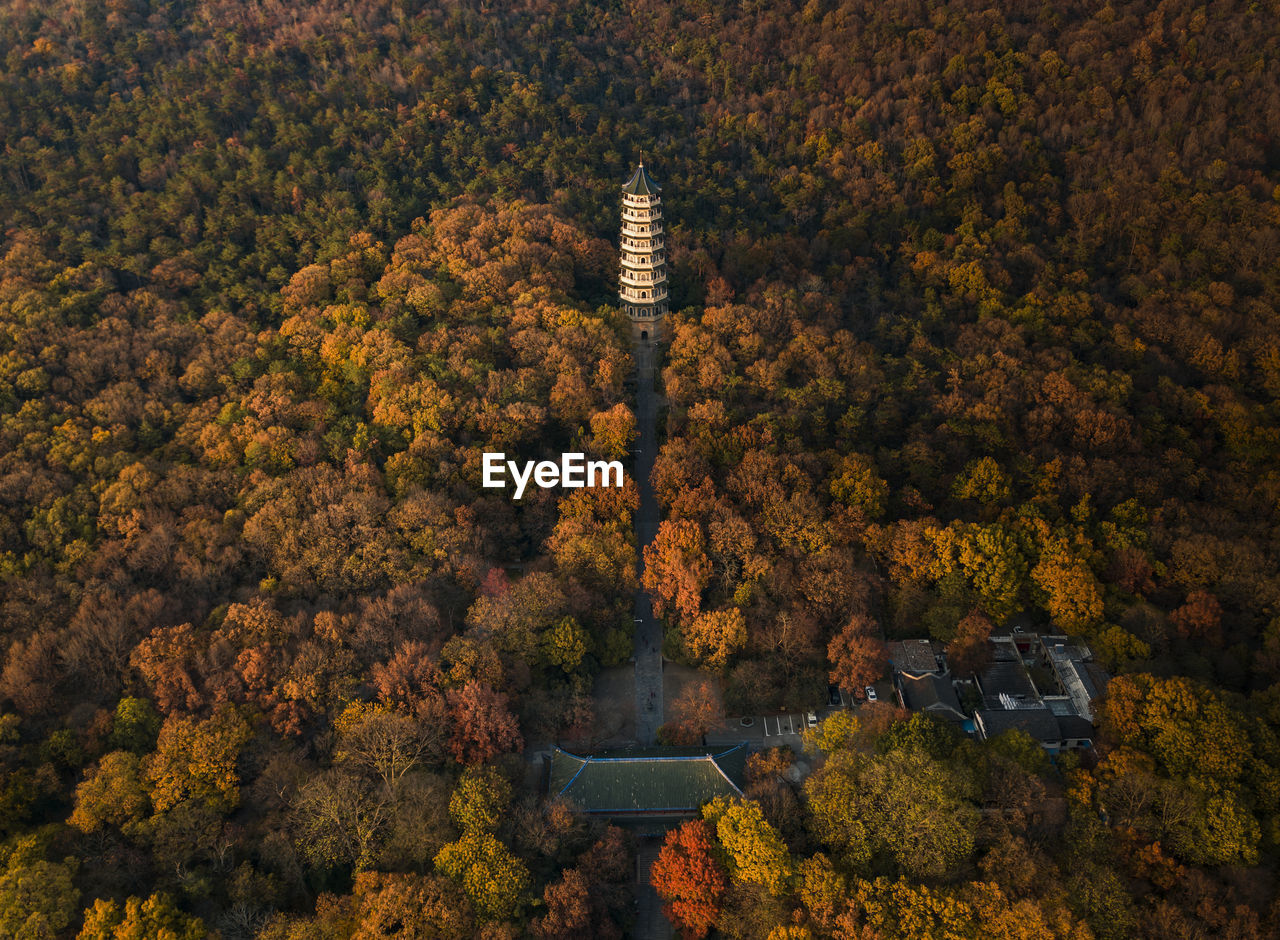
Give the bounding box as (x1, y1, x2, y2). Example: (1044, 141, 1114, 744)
(2, 0, 1279, 936)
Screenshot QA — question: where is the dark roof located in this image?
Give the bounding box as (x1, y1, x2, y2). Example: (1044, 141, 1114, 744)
(1043, 641, 1110, 719)
(549, 744, 746, 815)
(1084, 662, 1112, 696)
(976, 707, 1061, 743)
(900, 674, 964, 717)
(1055, 715, 1095, 741)
(622, 163, 661, 196)
(889, 639, 940, 676)
(1044, 698, 1076, 716)
(977, 643, 1038, 707)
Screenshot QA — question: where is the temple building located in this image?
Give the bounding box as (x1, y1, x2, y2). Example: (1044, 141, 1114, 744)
(548, 744, 748, 826)
(619, 162, 668, 342)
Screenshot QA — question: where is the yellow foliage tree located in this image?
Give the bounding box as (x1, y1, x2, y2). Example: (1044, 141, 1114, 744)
(540, 617, 588, 674)
(685, 607, 747, 668)
(144, 707, 252, 814)
(434, 832, 530, 923)
(69, 751, 150, 833)
(702, 797, 795, 897)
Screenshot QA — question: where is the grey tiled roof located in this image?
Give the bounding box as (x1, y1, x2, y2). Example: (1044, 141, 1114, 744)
(888, 639, 940, 675)
(550, 744, 747, 815)
(900, 674, 964, 717)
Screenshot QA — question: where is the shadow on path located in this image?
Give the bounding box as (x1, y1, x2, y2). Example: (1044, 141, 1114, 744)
(630, 339, 673, 940)
(633, 339, 664, 745)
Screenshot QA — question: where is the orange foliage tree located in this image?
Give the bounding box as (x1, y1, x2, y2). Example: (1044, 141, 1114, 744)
(445, 680, 521, 765)
(650, 819, 726, 938)
(661, 679, 725, 745)
(642, 519, 712, 626)
(947, 609, 993, 678)
(826, 613, 887, 691)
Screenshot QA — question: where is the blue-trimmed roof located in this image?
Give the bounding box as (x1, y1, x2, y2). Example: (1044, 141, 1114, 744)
(550, 744, 747, 814)
(622, 163, 661, 196)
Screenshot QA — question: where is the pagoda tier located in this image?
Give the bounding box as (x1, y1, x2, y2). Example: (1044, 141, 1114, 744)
(619, 163, 668, 340)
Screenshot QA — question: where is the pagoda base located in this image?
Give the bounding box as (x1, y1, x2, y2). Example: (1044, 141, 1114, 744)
(628, 311, 664, 344)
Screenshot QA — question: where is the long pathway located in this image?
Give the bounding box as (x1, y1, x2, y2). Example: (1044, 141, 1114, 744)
(633, 339, 663, 744)
(635, 835, 674, 940)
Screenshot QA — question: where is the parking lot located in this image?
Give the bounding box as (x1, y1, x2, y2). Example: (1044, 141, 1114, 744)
(758, 712, 815, 737)
(705, 682, 896, 750)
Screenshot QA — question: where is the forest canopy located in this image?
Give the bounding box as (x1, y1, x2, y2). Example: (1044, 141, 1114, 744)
(2, 0, 1280, 936)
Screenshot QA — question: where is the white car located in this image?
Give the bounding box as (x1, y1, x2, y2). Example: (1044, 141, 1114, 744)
(865, 686, 878, 702)
(806, 711, 819, 728)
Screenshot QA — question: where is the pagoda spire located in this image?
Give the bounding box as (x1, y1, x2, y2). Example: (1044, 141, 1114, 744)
(619, 163, 667, 342)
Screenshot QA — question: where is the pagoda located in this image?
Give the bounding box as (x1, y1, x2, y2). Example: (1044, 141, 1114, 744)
(619, 162, 668, 342)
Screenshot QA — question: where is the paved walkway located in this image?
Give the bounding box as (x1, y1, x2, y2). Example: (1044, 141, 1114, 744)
(633, 339, 664, 745)
(634, 835, 674, 939)
(630, 338, 673, 940)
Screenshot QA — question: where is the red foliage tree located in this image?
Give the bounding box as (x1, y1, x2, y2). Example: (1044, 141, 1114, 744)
(1170, 590, 1223, 645)
(947, 609, 994, 678)
(649, 819, 726, 939)
(130, 623, 204, 714)
(1108, 546, 1155, 595)
(826, 613, 887, 691)
(445, 680, 521, 764)
(372, 640, 444, 714)
(660, 679, 725, 745)
(534, 868, 613, 940)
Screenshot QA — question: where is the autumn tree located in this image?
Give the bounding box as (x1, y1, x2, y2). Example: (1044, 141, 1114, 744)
(947, 609, 993, 678)
(650, 819, 727, 939)
(70, 751, 150, 833)
(829, 453, 889, 518)
(144, 707, 252, 813)
(108, 697, 161, 754)
(370, 641, 444, 717)
(589, 403, 637, 460)
(434, 832, 531, 923)
(684, 607, 747, 668)
(951, 456, 1011, 505)
(77, 893, 205, 940)
(445, 680, 522, 764)
(1098, 675, 1252, 784)
(1169, 590, 1222, 644)
(334, 701, 437, 799)
(351, 871, 475, 939)
(662, 679, 725, 745)
(449, 765, 513, 834)
(703, 796, 796, 896)
(533, 868, 618, 940)
(465, 573, 568, 672)
(805, 747, 978, 879)
(0, 836, 79, 940)
(643, 519, 712, 626)
(129, 624, 204, 715)
(540, 617, 588, 675)
(291, 768, 393, 872)
(1031, 535, 1104, 632)
(826, 613, 887, 691)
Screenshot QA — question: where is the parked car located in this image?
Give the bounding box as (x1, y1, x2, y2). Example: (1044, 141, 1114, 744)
(827, 685, 842, 707)
(865, 686, 878, 702)
(806, 711, 819, 728)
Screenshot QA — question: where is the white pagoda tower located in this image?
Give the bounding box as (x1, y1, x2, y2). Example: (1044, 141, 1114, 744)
(619, 163, 668, 343)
